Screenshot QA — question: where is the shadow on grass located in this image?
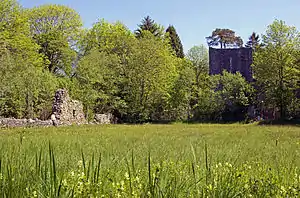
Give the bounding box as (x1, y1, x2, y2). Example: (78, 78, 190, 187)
(121, 119, 251, 125)
(257, 119, 300, 127)
(182, 119, 249, 124)
(118, 118, 300, 126)
(129, 120, 243, 125)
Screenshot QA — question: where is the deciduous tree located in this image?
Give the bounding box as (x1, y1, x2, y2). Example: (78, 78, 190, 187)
(27, 4, 83, 75)
(194, 71, 254, 121)
(252, 20, 300, 119)
(125, 32, 178, 121)
(0, 0, 57, 119)
(187, 44, 209, 87)
(75, 49, 124, 120)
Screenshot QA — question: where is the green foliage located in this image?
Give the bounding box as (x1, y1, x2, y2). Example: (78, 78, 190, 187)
(214, 71, 254, 121)
(81, 19, 135, 57)
(206, 28, 243, 48)
(166, 25, 184, 58)
(124, 32, 179, 122)
(245, 32, 260, 49)
(214, 71, 254, 107)
(0, 51, 58, 119)
(186, 45, 217, 121)
(253, 19, 300, 119)
(187, 44, 209, 86)
(192, 81, 223, 121)
(168, 59, 195, 120)
(77, 21, 189, 122)
(77, 20, 135, 120)
(135, 16, 164, 38)
(75, 49, 125, 119)
(0, 0, 41, 62)
(193, 71, 254, 121)
(0, 0, 57, 119)
(76, 20, 190, 122)
(1, 1, 299, 123)
(27, 4, 83, 75)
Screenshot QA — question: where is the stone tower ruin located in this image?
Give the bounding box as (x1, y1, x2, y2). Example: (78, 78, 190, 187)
(209, 47, 253, 82)
(52, 89, 86, 125)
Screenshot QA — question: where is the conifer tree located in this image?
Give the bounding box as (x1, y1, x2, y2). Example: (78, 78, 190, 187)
(166, 25, 184, 58)
(245, 32, 260, 49)
(135, 16, 162, 38)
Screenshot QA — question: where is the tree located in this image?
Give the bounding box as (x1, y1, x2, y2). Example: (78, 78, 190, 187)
(187, 45, 209, 88)
(78, 20, 190, 122)
(135, 16, 163, 38)
(245, 32, 260, 49)
(192, 80, 222, 121)
(166, 25, 184, 58)
(252, 19, 300, 119)
(27, 4, 83, 75)
(186, 45, 210, 120)
(206, 28, 243, 48)
(80, 20, 135, 61)
(214, 71, 254, 118)
(0, 0, 40, 62)
(0, 48, 58, 119)
(76, 20, 137, 119)
(75, 49, 124, 120)
(194, 71, 253, 122)
(125, 32, 178, 122)
(168, 59, 195, 120)
(0, 0, 57, 119)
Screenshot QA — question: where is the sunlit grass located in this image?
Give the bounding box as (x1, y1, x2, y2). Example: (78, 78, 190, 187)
(0, 123, 299, 197)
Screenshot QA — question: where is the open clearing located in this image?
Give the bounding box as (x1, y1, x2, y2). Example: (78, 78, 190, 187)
(0, 124, 299, 197)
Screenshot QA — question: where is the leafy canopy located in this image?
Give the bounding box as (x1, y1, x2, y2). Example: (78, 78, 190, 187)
(252, 19, 300, 118)
(27, 4, 83, 74)
(206, 28, 243, 48)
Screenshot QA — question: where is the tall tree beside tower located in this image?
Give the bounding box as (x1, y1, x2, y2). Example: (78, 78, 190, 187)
(245, 32, 260, 49)
(245, 32, 260, 51)
(166, 25, 184, 58)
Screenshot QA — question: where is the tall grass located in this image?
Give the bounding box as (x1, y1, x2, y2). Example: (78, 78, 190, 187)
(0, 124, 299, 197)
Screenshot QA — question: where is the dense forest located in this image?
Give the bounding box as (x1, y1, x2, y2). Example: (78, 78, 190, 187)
(0, 0, 299, 122)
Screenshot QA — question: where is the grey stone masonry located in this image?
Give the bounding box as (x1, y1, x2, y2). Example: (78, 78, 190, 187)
(52, 89, 86, 125)
(0, 89, 87, 128)
(94, 113, 114, 124)
(0, 118, 52, 128)
(209, 47, 253, 82)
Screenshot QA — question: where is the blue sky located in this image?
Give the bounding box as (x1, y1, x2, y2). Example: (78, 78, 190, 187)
(19, 0, 300, 52)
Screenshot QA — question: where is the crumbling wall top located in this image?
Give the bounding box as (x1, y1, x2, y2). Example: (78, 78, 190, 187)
(52, 89, 86, 125)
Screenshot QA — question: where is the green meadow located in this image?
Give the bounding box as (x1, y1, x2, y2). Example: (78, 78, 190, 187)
(0, 124, 299, 197)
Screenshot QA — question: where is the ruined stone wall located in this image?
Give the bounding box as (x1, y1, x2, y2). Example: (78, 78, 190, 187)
(209, 47, 253, 82)
(0, 89, 87, 128)
(94, 113, 114, 124)
(0, 118, 52, 128)
(52, 89, 86, 125)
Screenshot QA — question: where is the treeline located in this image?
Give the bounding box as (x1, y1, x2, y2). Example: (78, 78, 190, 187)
(0, 0, 299, 122)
